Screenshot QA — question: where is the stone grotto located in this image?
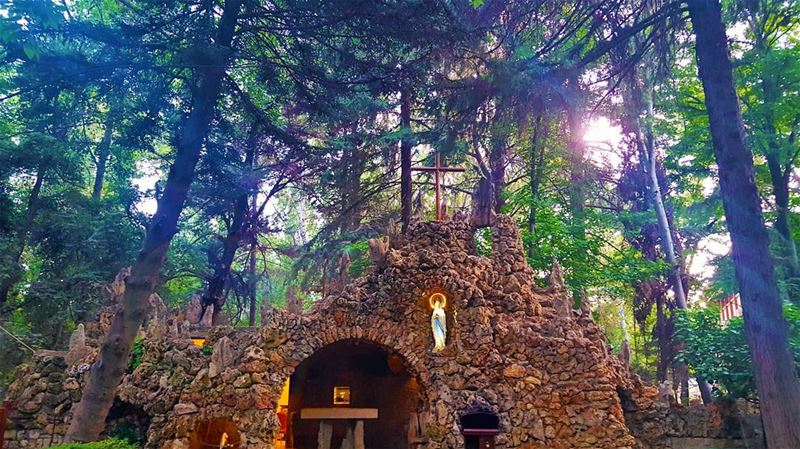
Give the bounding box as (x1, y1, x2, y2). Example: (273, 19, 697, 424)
(2, 216, 764, 449)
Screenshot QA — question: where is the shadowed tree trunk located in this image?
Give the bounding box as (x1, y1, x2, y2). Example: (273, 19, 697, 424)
(528, 114, 546, 261)
(0, 162, 46, 309)
(688, 0, 800, 445)
(765, 151, 798, 278)
(489, 136, 507, 214)
(247, 239, 258, 326)
(91, 118, 113, 200)
(206, 192, 248, 325)
(340, 136, 366, 232)
(747, 5, 800, 292)
(65, 0, 242, 441)
(203, 129, 258, 325)
(655, 297, 671, 379)
(489, 101, 510, 215)
(400, 88, 412, 231)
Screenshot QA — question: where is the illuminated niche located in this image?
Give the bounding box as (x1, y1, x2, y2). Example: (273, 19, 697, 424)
(429, 292, 447, 353)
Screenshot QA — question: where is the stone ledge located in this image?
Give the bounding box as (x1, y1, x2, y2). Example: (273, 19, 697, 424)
(669, 437, 762, 449)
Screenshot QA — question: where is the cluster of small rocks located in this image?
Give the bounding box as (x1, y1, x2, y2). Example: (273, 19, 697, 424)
(3, 356, 77, 448)
(2, 215, 761, 449)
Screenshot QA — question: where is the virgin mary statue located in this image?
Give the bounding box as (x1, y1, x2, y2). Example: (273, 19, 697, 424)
(430, 293, 447, 353)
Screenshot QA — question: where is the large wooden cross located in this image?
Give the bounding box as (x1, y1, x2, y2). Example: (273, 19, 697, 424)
(411, 152, 465, 220)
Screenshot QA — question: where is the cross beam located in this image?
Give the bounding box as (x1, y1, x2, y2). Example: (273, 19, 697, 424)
(411, 152, 465, 220)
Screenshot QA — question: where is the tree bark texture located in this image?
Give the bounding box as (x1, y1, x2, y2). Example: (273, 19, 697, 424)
(339, 138, 365, 233)
(688, 1, 800, 446)
(91, 119, 113, 200)
(65, 0, 242, 441)
(247, 241, 258, 326)
(489, 105, 508, 215)
(400, 88, 412, 231)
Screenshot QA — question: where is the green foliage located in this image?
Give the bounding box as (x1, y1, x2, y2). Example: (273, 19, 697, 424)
(674, 308, 754, 400)
(46, 438, 138, 449)
(675, 305, 800, 400)
(473, 227, 493, 257)
(705, 255, 738, 302)
(345, 239, 371, 279)
(0, 0, 798, 409)
(106, 424, 146, 448)
(128, 337, 144, 373)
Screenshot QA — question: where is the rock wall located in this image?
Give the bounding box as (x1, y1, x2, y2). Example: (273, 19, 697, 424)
(622, 389, 764, 449)
(2, 216, 762, 449)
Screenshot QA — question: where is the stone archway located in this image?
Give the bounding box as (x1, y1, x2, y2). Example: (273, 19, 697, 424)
(284, 339, 425, 449)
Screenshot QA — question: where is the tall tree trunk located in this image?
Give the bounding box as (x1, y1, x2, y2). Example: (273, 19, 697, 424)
(0, 163, 46, 309)
(91, 119, 113, 200)
(528, 115, 545, 260)
(566, 80, 587, 304)
(655, 296, 671, 381)
(688, 1, 800, 445)
(204, 128, 258, 324)
(247, 240, 257, 326)
(666, 205, 692, 300)
(206, 192, 248, 325)
(637, 81, 688, 309)
(627, 72, 714, 403)
(765, 152, 798, 277)
(489, 137, 507, 214)
(489, 104, 509, 215)
(65, 0, 242, 441)
(340, 138, 366, 232)
(247, 192, 259, 327)
(752, 14, 800, 286)
(400, 88, 412, 231)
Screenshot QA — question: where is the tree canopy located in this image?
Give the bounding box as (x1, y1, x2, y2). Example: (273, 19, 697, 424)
(2, 0, 800, 444)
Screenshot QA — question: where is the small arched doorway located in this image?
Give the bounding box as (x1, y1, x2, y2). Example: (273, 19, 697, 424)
(460, 412, 499, 449)
(285, 339, 423, 449)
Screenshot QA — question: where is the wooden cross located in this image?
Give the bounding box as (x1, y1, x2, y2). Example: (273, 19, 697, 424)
(411, 152, 465, 220)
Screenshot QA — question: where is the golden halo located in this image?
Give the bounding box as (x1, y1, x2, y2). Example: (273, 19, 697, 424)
(429, 292, 447, 309)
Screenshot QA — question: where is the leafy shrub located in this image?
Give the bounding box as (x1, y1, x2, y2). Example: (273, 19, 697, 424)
(106, 420, 148, 447)
(127, 337, 144, 373)
(473, 227, 493, 257)
(47, 438, 139, 449)
(675, 304, 800, 400)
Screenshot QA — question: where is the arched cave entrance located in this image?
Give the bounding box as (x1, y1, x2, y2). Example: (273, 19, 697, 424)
(188, 418, 241, 449)
(103, 399, 150, 446)
(284, 339, 423, 449)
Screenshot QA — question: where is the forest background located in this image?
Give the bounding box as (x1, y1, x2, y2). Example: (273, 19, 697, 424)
(1, 0, 800, 416)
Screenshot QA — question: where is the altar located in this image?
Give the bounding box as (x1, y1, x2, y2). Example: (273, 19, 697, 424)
(300, 408, 379, 449)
